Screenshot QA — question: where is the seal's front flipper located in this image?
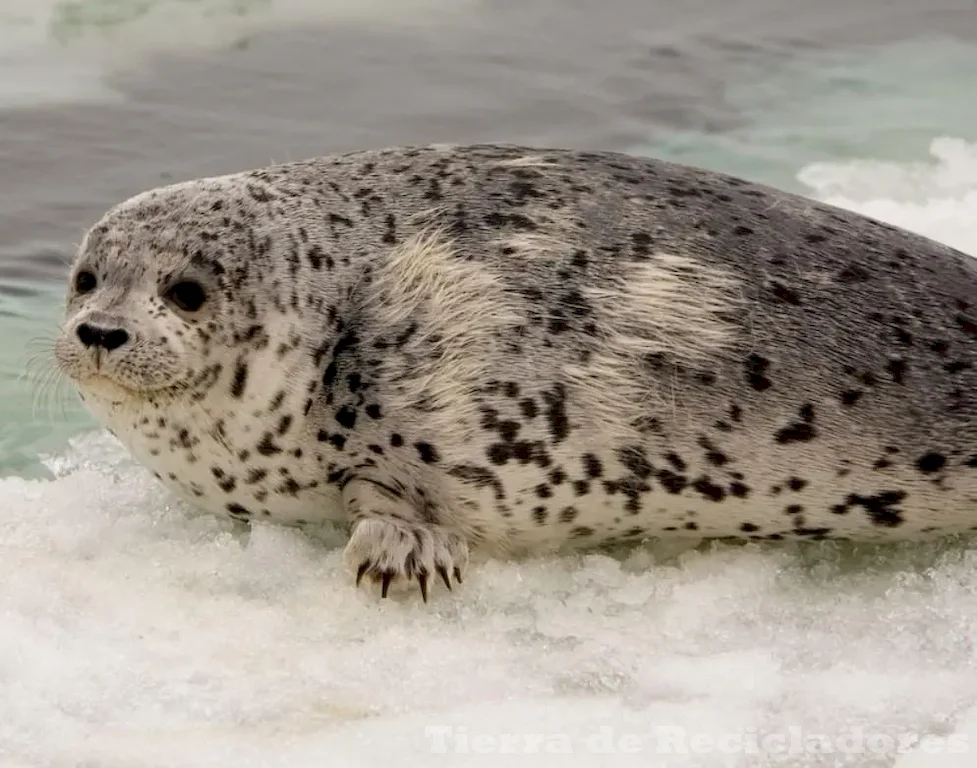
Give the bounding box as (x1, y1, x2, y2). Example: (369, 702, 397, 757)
(341, 478, 469, 601)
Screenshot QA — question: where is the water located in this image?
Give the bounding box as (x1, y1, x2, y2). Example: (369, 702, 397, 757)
(4, 1, 977, 765)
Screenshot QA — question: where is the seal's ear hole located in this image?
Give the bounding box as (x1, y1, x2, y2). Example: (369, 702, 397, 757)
(75, 270, 97, 295)
(165, 280, 207, 313)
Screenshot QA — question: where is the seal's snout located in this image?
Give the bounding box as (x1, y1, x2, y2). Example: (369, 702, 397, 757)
(76, 323, 130, 351)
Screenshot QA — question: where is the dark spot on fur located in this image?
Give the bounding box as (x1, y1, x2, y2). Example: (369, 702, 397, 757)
(740, 523, 759, 533)
(619, 447, 653, 479)
(559, 506, 578, 523)
(692, 476, 726, 502)
(745, 354, 772, 391)
(245, 468, 267, 484)
(887, 358, 907, 385)
(582, 453, 603, 478)
(730, 482, 749, 498)
(838, 264, 871, 283)
(247, 184, 271, 203)
(230, 360, 249, 398)
(256, 433, 281, 456)
(916, 452, 947, 474)
(631, 232, 652, 258)
(277, 477, 301, 496)
(703, 446, 729, 467)
(448, 465, 505, 500)
(788, 477, 807, 492)
(542, 385, 569, 443)
(216, 475, 236, 492)
(497, 421, 520, 443)
(957, 315, 977, 339)
(307, 244, 325, 270)
(775, 404, 817, 444)
(487, 443, 510, 465)
(335, 406, 357, 429)
(658, 470, 687, 494)
(769, 281, 800, 305)
(322, 362, 338, 387)
(834, 490, 907, 527)
(665, 452, 686, 472)
(415, 442, 440, 464)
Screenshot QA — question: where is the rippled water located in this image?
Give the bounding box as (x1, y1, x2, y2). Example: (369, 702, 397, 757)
(4, 2, 977, 766)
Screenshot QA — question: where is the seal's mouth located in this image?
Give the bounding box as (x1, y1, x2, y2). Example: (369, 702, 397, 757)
(72, 374, 187, 411)
(54, 326, 184, 402)
(56, 351, 148, 402)
(57, 348, 116, 385)
(71, 370, 140, 399)
(72, 367, 177, 395)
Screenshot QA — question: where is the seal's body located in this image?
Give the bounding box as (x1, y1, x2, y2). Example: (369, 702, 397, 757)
(55, 143, 977, 599)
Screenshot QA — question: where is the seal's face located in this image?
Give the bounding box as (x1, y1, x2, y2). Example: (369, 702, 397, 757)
(54, 189, 235, 405)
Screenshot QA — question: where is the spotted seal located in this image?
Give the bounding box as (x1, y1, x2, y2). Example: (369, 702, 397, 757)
(54, 143, 977, 600)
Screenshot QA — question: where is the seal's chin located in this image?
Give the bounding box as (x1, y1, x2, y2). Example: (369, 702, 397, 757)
(56, 344, 177, 402)
(71, 372, 147, 405)
(65, 365, 181, 406)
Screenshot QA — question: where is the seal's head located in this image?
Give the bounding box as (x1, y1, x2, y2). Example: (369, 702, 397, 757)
(55, 177, 277, 406)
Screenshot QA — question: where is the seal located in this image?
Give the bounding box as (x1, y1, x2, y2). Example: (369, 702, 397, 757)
(54, 143, 977, 601)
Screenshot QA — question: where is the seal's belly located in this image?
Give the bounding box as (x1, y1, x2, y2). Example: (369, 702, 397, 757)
(89, 398, 344, 527)
(135, 441, 341, 526)
(465, 444, 977, 551)
(442, 384, 977, 552)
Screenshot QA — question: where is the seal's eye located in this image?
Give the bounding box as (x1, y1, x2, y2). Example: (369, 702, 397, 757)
(166, 280, 207, 313)
(75, 270, 97, 294)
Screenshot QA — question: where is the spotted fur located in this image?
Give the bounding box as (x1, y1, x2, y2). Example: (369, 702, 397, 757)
(54, 143, 977, 600)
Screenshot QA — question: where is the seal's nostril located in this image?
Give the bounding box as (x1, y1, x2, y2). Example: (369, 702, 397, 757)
(76, 323, 129, 351)
(76, 323, 97, 347)
(102, 329, 129, 351)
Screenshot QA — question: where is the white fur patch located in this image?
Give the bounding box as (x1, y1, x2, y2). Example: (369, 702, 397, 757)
(366, 228, 522, 436)
(491, 154, 556, 169)
(566, 252, 744, 442)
